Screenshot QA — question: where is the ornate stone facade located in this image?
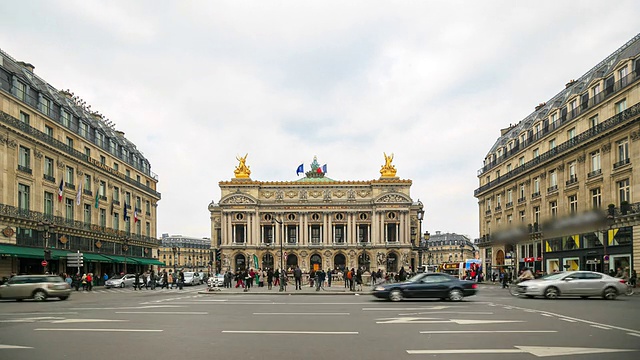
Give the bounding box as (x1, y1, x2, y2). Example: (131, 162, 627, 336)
(209, 155, 423, 273)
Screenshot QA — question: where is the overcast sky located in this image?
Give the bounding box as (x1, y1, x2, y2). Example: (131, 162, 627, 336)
(1, 1, 639, 240)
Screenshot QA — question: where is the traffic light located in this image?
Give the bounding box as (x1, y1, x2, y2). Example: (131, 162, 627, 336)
(44, 249, 51, 261)
(215, 249, 221, 261)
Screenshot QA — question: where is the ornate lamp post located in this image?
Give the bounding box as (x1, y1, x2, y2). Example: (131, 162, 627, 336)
(272, 217, 284, 291)
(37, 220, 54, 274)
(417, 209, 425, 269)
(122, 237, 130, 274)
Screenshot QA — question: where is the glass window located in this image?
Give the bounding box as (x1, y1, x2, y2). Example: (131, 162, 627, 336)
(591, 188, 601, 209)
(15, 81, 26, 100)
(615, 99, 627, 114)
(591, 151, 601, 172)
(84, 175, 91, 191)
(113, 187, 120, 201)
(44, 157, 54, 177)
(19, 146, 31, 169)
(84, 203, 91, 223)
(618, 179, 630, 203)
(61, 111, 71, 127)
(589, 115, 599, 128)
(569, 195, 578, 213)
(66, 137, 73, 149)
(617, 139, 629, 162)
(65, 198, 74, 220)
(18, 183, 30, 210)
(113, 213, 119, 230)
(550, 201, 557, 217)
(99, 208, 106, 227)
(19, 111, 30, 125)
(45, 125, 53, 137)
(66, 166, 74, 184)
(44, 191, 53, 215)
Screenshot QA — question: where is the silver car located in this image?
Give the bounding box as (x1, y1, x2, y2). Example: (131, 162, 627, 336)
(0, 275, 71, 301)
(515, 271, 628, 300)
(104, 274, 138, 288)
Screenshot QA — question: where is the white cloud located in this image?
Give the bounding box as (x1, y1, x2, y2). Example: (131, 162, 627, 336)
(1, 0, 638, 239)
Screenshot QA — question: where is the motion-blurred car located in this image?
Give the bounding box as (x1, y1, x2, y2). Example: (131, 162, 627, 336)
(372, 273, 478, 302)
(208, 274, 225, 288)
(183, 272, 201, 286)
(0, 275, 71, 301)
(514, 271, 628, 300)
(104, 274, 138, 288)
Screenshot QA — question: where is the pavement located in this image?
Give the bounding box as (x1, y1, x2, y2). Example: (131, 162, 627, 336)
(200, 282, 372, 295)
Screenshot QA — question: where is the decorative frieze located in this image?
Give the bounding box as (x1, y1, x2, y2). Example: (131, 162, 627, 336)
(602, 143, 611, 153)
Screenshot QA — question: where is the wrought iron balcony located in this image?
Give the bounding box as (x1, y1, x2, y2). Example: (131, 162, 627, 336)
(17, 165, 32, 174)
(547, 185, 558, 193)
(485, 209, 492, 215)
(517, 197, 526, 204)
(531, 192, 541, 199)
(505, 202, 513, 209)
(587, 169, 602, 178)
(112, 200, 120, 206)
(566, 176, 578, 186)
(613, 158, 630, 169)
(495, 206, 502, 212)
(65, 182, 75, 190)
(83, 189, 92, 196)
(43, 174, 55, 183)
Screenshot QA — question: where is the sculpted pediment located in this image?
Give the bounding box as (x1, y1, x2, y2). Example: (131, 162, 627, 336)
(374, 193, 412, 204)
(220, 194, 258, 205)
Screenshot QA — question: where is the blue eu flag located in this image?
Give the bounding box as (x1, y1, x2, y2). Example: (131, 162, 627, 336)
(296, 164, 304, 176)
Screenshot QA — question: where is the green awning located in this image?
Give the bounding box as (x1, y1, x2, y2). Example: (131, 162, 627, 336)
(101, 254, 144, 265)
(0, 244, 45, 259)
(81, 253, 114, 263)
(132, 257, 165, 266)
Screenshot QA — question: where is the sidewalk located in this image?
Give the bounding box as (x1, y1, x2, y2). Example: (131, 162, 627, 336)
(199, 284, 373, 296)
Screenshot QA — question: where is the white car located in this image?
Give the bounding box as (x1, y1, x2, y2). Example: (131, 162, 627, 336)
(208, 274, 225, 288)
(183, 272, 201, 286)
(515, 271, 629, 300)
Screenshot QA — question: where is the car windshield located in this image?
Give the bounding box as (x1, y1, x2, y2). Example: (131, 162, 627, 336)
(405, 274, 427, 283)
(46, 276, 64, 283)
(540, 273, 566, 280)
(111, 275, 124, 279)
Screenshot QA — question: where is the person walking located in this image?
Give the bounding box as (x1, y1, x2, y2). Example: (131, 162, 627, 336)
(161, 270, 168, 289)
(149, 270, 156, 290)
(327, 269, 332, 287)
(349, 268, 356, 291)
(274, 268, 280, 287)
(178, 271, 185, 290)
(133, 272, 140, 290)
(293, 266, 303, 290)
(267, 268, 274, 290)
(86, 273, 93, 291)
(167, 272, 174, 289)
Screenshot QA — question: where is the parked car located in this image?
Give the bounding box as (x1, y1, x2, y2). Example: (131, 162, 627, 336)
(372, 272, 478, 302)
(104, 274, 138, 288)
(183, 272, 201, 286)
(514, 271, 628, 300)
(208, 274, 225, 288)
(0, 275, 71, 301)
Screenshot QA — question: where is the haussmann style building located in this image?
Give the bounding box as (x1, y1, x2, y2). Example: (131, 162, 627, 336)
(0, 48, 163, 278)
(208, 154, 425, 275)
(475, 33, 640, 277)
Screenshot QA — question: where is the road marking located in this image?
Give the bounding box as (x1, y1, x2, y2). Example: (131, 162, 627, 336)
(221, 330, 358, 335)
(35, 328, 163, 332)
(70, 305, 184, 310)
(0, 344, 33, 349)
(628, 333, 640, 338)
(407, 346, 637, 357)
(0, 317, 64, 323)
(115, 311, 207, 315)
(419, 330, 556, 334)
(591, 325, 611, 330)
(398, 312, 493, 316)
(560, 318, 577, 323)
(50, 319, 128, 324)
(0, 312, 77, 316)
(492, 303, 640, 336)
(541, 313, 553, 317)
(377, 317, 524, 325)
(363, 306, 461, 311)
(253, 313, 349, 316)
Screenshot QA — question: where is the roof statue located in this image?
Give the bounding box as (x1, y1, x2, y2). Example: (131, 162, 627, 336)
(380, 152, 397, 178)
(305, 156, 325, 178)
(234, 153, 251, 179)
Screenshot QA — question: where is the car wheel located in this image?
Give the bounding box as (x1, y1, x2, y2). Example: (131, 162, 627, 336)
(544, 287, 559, 299)
(32, 290, 47, 301)
(448, 289, 464, 302)
(389, 289, 403, 302)
(59, 296, 69, 301)
(603, 287, 617, 300)
(120, 283, 125, 288)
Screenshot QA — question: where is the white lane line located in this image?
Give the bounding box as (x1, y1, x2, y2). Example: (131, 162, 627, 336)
(559, 318, 577, 323)
(420, 330, 556, 334)
(253, 313, 349, 316)
(408, 349, 522, 355)
(493, 303, 640, 336)
(541, 314, 553, 317)
(0, 344, 33, 349)
(0, 312, 78, 316)
(35, 328, 162, 332)
(221, 330, 358, 335)
(628, 333, 640, 338)
(399, 312, 493, 316)
(115, 311, 207, 315)
(591, 325, 611, 330)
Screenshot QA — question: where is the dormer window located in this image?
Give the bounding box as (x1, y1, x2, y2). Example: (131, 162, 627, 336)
(619, 66, 628, 87)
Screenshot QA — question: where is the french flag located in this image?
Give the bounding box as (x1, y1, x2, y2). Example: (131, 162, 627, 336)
(57, 180, 64, 202)
(134, 209, 139, 223)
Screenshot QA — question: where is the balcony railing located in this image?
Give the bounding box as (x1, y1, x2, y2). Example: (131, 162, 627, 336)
(505, 202, 513, 209)
(587, 169, 602, 178)
(485, 209, 492, 215)
(531, 192, 541, 199)
(495, 206, 502, 212)
(83, 189, 92, 196)
(477, 70, 640, 177)
(566, 176, 578, 186)
(475, 102, 640, 195)
(65, 182, 75, 190)
(547, 185, 558, 193)
(113, 200, 120, 206)
(17, 165, 32, 174)
(517, 197, 526, 204)
(43, 174, 55, 183)
(613, 158, 630, 169)
(0, 202, 160, 246)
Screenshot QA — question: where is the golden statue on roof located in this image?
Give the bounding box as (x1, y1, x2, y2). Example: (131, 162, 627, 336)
(234, 153, 251, 179)
(380, 152, 397, 178)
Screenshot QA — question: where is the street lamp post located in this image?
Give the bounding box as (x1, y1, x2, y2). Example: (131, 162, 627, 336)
(122, 237, 129, 274)
(417, 209, 424, 270)
(38, 221, 54, 274)
(272, 217, 284, 291)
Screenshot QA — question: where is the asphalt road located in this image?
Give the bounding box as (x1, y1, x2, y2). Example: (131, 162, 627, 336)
(1, 283, 639, 359)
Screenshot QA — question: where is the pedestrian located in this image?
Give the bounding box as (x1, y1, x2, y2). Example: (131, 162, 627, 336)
(149, 270, 156, 290)
(349, 268, 356, 291)
(143, 272, 149, 289)
(327, 268, 332, 287)
(309, 269, 315, 288)
(178, 271, 185, 290)
(631, 269, 637, 287)
(86, 273, 93, 291)
(65, 273, 72, 287)
(260, 268, 266, 287)
(81, 273, 87, 291)
(103, 273, 109, 286)
(133, 272, 140, 290)
(167, 272, 173, 289)
(274, 268, 280, 287)
(293, 266, 302, 290)
(355, 268, 363, 291)
(267, 268, 274, 290)
(243, 269, 250, 292)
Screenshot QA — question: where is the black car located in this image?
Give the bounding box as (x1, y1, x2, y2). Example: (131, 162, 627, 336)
(372, 272, 478, 302)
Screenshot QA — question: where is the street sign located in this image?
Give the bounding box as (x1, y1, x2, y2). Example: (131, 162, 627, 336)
(67, 252, 84, 267)
(41, 260, 48, 267)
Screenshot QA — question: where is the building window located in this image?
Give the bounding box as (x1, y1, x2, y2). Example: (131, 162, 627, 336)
(113, 187, 120, 202)
(100, 155, 106, 164)
(550, 201, 557, 217)
(496, 194, 501, 207)
(568, 161, 576, 182)
(136, 220, 141, 236)
(99, 181, 106, 197)
(549, 138, 556, 151)
(567, 128, 576, 142)
(533, 177, 540, 196)
(65, 198, 74, 220)
(507, 164, 512, 172)
(136, 175, 141, 183)
(569, 195, 578, 213)
(589, 115, 599, 128)
(44, 191, 54, 215)
(84, 203, 91, 224)
(136, 196, 141, 210)
(66, 166, 74, 185)
(18, 146, 31, 171)
(146, 222, 150, 236)
(113, 213, 119, 230)
(590, 151, 601, 175)
(533, 206, 540, 225)
(145, 200, 150, 214)
(334, 225, 345, 243)
(533, 148, 539, 158)
(18, 184, 30, 211)
(519, 156, 525, 166)
(507, 189, 513, 204)
(126, 169, 131, 179)
(19, 111, 30, 125)
(66, 136, 73, 149)
(15, 81, 26, 100)
(84, 146, 91, 157)
(616, 139, 629, 166)
(45, 125, 53, 137)
(618, 179, 630, 203)
(619, 66, 628, 87)
(519, 210, 525, 223)
(549, 170, 557, 189)
(41, 97, 51, 115)
(507, 214, 513, 223)
(615, 99, 627, 114)
(44, 157, 54, 180)
(99, 208, 106, 227)
(591, 188, 601, 209)
(125, 216, 131, 234)
(61, 111, 71, 127)
(114, 162, 119, 171)
(125, 191, 131, 205)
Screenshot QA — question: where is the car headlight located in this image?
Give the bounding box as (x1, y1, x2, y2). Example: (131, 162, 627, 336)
(374, 286, 386, 291)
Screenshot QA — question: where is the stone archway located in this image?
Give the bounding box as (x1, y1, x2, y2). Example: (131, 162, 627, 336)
(286, 254, 298, 269)
(496, 250, 505, 266)
(334, 253, 346, 271)
(386, 252, 398, 273)
(234, 253, 246, 271)
(310, 253, 322, 271)
(262, 253, 274, 270)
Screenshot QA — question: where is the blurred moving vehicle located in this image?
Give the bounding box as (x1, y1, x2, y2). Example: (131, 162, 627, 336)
(208, 274, 225, 288)
(104, 274, 138, 288)
(372, 272, 477, 302)
(183, 272, 201, 286)
(0, 275, 71, 301)
(514, 271, 629, 300)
